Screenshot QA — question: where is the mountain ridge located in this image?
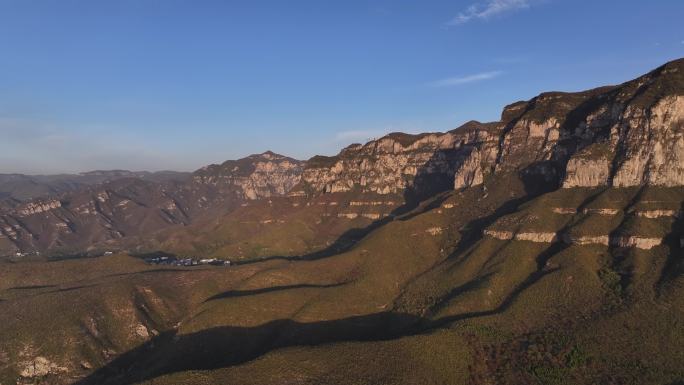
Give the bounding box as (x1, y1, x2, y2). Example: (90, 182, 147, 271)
(0, 58, 683, 385)
(2, 58, 684, 258)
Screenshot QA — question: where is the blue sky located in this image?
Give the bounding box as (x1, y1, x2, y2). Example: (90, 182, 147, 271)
(0, 0, 683, 173)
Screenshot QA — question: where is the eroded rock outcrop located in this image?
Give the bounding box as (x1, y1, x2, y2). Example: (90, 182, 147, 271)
(296, 122, 500, 196)
(453, 148, 484, 189)
(19, 356, 68, 378)
(611, 236, 663, 250)
(497, 116, 561, 172)
(426, 227, 443, 236)
(486, 230, 666, 250)
(194, 151, 303, 200)
(562, 154, 611, 188)
(484, 230, 558, 243)
(559, 62, 684, 188)
(515, 232, 559, 243)
(636, 209, 681, 219)
(553, 207, 577, 214)
(17, 200, 62, 217)
(3, 59, 684, 257)
(612, 95, 684, 187)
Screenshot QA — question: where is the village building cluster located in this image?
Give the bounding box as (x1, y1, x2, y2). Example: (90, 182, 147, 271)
(144, 255, 231, 267)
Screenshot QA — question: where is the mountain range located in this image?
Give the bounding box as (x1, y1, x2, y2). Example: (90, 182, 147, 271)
(0, 58, 682, 385)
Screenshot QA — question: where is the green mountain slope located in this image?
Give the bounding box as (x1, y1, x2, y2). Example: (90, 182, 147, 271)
(1, 59, 683, 385)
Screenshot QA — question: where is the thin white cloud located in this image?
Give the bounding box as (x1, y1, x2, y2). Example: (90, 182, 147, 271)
(446, 0, 531, 26)
(429, 71, 503, 87)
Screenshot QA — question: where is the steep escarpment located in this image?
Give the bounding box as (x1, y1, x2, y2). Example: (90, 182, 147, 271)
(482, 186, 683, 250)
(555, 60, 684, 188)
(295, 121, 501, 198)
(424, 59, 684, 192)
(1, 59, 684, 385)
(193, 151, 303, 200)
(293, 60, 684, 200)
(2, 59, 684, 260)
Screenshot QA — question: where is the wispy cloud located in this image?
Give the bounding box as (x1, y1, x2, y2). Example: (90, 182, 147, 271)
(428, 70, 503, 87)
(446, 0, 531, 26)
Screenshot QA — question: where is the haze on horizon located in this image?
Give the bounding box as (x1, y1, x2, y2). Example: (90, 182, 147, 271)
(1, 0, 683, 174)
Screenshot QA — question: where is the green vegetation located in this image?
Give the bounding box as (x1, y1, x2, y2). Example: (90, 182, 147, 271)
(1, 180, 682, 385)
(576, 141, 614, 161)
(2, 59, 684, 385)
(598, 267, 623, 296)
(385, 132, 435, 147)
(628, 58, 684, 108)
(305, 154, 340, 169)
(566, 345, 590, 368)
(520, 87, 613, 124)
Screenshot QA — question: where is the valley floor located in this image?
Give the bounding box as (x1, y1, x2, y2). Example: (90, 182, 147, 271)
(1, 183, 683, 385)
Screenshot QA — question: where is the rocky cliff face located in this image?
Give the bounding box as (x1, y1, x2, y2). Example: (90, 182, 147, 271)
(558, 61, 684, 188)
(193, 151, 303, 200)
(292, 60, 684, 196)
(295, 122, 500, 197)
(2, 58, 684, 257)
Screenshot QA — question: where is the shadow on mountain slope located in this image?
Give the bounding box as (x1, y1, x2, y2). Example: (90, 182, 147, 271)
(657, 200, 684, 291)
(447, 194, 529, 260)
(74, 312, 426, 385)
(75, 243, 568, 385)
(422, 184, 623, 327)
(76, 149, 507, 384)
(75, 145, 608, 383)
(213, 148, 467, 266)
(421, 240, 564, 331)
(203, 282, 348, 302)
(75, 175, 611, 384)
(606, 185, 648, 291)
